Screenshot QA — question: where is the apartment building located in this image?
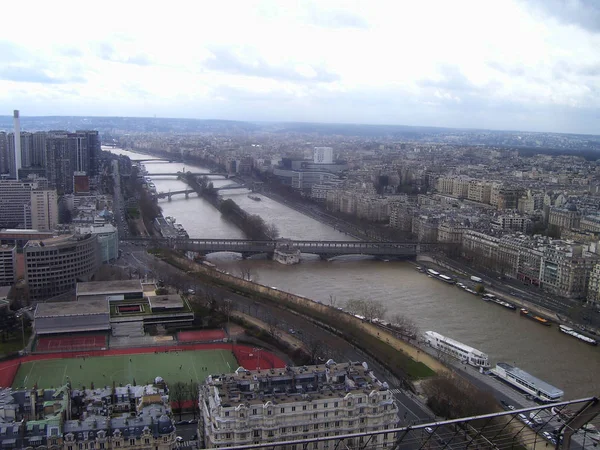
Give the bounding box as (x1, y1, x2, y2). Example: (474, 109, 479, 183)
(467, 180, 491, 204)
(24, 234, 100, 301)
(580, 215, 600, 233)
(452, 177, 470, 198)
(199, 362, 399, 449)
(389, 204, 413, 232)
(435, 176, 454, 195)
(0, 383, 176, 450)
(539, 243, 597, 299)
(491, 214, 532, 233)
(548, 205, 581, 231)
(0, 244, 16, 286)
(587, 263, 600, 306)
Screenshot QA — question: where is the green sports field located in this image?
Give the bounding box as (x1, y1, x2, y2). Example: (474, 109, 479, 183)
(12, 349, 238, 389)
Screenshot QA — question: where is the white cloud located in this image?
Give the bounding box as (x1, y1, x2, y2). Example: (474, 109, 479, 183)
(0, 0, 599, 133)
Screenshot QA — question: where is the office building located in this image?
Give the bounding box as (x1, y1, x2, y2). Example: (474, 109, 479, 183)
(199, 361, 399, 449)
(0, 244, 16, 286)
(24, 234, 100, 301)
(314, 146, 333, 164)
(31, 189, 59, 231)
(0, 179, 37, 228)
(13, 110, 21, 178)
(76, 130, 100, 176)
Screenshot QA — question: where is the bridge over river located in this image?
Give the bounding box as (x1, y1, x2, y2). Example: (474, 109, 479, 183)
(125, 237, 456, 258)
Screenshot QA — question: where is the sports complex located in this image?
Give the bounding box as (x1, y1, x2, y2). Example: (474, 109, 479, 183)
(0, 329, 286, 390)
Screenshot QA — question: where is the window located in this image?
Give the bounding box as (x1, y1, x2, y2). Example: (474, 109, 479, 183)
(313, 413, 318, 419)
(335, 421, 340, 427)
(226, 433, 232, 439)
(129, 439, 135, 445)
(225, 411, 230, 417)
(115, 442, 121, 448)
(314, 424, 318, 430)
(90, 444, 95, 450)
(253, 430, 260, 438)
(359, 407, 365, 413)
(324, 403, 328, 408)
(358, 398, 363, 404)
(313, 404, 317, 409)
(292, 406, 296, 412)
(144, 439, 150, 444)
(281, 427, 286, 434)
(252, 408, 258, 415)
(303, 405, 307, 411)
(334, 402, 338, 407)
(267, 410, 272, 416)
(281, 408, 285, 413)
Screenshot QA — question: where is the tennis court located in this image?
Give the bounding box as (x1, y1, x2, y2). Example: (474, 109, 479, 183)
(11, 349, 238, 389)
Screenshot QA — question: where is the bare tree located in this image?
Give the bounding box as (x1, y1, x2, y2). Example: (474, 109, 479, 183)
(238, 266, 258, 282)
(328, 294, 338, 308)
(345, 298, 386, 321)
(266, 223, 280, 240)
(305, 334, 326, 364)
(392, 314, 419, 342)
(188, 381, 200, 419)
(264, 313, 279, 338)
(170, 382, 188, 420)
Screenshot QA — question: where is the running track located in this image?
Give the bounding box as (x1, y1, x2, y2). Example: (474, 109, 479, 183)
(0, 343, 286, 388)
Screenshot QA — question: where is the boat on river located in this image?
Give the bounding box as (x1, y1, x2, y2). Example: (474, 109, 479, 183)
(426, 269, 456, 284)
(425, 331, 490, 367)
(492, 362, 563, 402)
(482, 293, 517, 310)
(520, 308, 551, 326)
(559, 325, 598, 346)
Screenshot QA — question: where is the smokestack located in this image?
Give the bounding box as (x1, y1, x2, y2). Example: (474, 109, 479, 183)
(13, 110, 21, 179)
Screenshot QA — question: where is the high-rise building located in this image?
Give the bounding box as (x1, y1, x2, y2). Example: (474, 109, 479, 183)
(45, 132, 73, 193)
(69, 132, 89, 173)
(0, 132, 7, 175)
(32, 131, 47, 167)
(0, 179, 38, 228)
(30, 189, 59, 231)
(76, 130, 100, 175)
(19, 132, 34, 168)
(314, 146, 333, 164)
(13, 110, 21, 179)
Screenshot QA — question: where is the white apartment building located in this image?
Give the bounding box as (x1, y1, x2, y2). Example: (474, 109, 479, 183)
(199, 362, 399, 449)
(31, 189, 59, 231)
(540, 243, 597, 299)
(0, 244, 16, 286)
(467, 180, 491, 204)
(435, 176, 454, 195)
(452, 177, 470, 198)
(313, 147, 333, 164)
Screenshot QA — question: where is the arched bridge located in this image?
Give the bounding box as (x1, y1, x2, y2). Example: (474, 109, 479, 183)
(126, 238, 456, 258)
(156, 184, 246, 200)
(131, 158, 177, 163)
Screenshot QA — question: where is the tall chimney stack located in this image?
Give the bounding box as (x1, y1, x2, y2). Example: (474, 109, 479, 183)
(13, 110, 21, 179)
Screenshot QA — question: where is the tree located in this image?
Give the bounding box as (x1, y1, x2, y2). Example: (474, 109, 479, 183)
(188, 381, 200, 419)
(305, 334, 326, 364)
(266, 223, 280, 240)
(392, 314, 419, 342)
(170, 382, 187, 420)
(474, 284, 486, 294)
(238, 267, 258, 282)
(345, 298, 387, 321)
(328, 294, 338, 308)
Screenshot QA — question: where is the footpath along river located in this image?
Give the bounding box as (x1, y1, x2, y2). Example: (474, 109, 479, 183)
(107, 147, 600, 399)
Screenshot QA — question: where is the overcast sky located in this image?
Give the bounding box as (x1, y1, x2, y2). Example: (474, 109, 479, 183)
(1, 0, 599, 134)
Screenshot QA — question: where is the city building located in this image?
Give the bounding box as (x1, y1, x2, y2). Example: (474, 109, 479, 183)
(539, 242, 597, 299)
(0, 131, 8, 174)
(30, 189, 59, 231)
(491, 214, 532, 233)
(24, 234, 100, 301)
(198, 361, 399, 449)
(314, 146, 333, 164)
(45, 131, 74, 194)
(548, 205, 581, 231)
(587, 263, 600, 307)
(467, 180, 492, 204)
(74, 223, 119, 263)
(0, 244, 16, 286)
(0, 179, 38, 228)
(0, 382, 177, 449)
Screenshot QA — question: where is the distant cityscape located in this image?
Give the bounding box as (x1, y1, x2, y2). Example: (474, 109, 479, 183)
(0, 112, 599, 449)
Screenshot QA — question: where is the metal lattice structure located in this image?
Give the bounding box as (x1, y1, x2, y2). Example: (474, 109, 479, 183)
(215, 397, 600, 450)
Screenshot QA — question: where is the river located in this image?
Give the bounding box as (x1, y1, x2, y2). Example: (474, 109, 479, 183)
(106, 147, 599, 399)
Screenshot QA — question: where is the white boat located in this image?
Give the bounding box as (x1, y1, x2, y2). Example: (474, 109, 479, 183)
(491, 362, 563, 402)
(273, 248, 301, 265)
(424, 331, 490, 367)
(559, 325, 598, 346)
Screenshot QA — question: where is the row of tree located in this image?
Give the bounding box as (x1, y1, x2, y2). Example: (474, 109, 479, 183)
(219, 198, 279, 240)
(169, 381, 200, 420)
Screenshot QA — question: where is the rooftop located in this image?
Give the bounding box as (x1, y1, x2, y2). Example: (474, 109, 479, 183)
(76, 280, 143, 297)
(147, 294, 184, 310)
(205, 361, 391, 407)
(35, 298, 109, 318)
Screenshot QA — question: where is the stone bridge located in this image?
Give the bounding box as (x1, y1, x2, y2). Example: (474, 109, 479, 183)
(127, 237, 456, 259)
(156, 184, 246, 200)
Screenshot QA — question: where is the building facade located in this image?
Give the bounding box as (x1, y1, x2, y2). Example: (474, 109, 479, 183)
(0, 179, 38, 228)
(0, 244, 16, 286)
(24, 234, 100, 301)
(199, 362, 399, 449)
(31, 189, 59, 231)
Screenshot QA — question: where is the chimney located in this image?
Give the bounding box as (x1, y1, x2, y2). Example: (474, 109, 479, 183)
(13, 110, 21, 179)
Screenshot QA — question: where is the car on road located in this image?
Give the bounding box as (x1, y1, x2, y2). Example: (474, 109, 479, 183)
(176, 436, 184, 443)
(289, 328, 296, 334)
(425, 427, 434, 434)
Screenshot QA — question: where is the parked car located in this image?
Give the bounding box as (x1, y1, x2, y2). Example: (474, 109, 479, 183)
(425, 427, 434, 434)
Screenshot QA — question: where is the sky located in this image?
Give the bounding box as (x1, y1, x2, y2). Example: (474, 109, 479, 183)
(0, 0, 599, 134)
